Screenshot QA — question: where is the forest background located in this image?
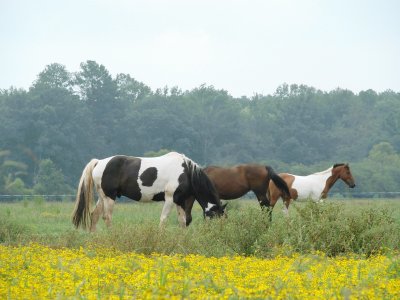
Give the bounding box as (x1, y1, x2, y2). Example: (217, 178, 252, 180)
(1, 61, 399, 198)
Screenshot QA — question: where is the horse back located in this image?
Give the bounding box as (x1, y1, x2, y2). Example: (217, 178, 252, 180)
(204, 164, 266, 199)
(203, 165, 246, 199)
(95, 154, 187, 201)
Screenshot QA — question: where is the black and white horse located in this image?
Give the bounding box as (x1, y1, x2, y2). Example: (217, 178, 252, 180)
(72, 152, 226, 231)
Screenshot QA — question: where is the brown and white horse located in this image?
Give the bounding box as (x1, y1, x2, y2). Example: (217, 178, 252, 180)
(72, 152, 226, 231)
(184, 164, 290, 225)
(268, 163, 356, 214)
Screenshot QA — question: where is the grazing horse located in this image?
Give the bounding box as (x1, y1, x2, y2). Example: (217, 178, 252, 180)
(268, 163, 356, 214)
(184, 164, 291, 225)
(72, 152, 226, 231)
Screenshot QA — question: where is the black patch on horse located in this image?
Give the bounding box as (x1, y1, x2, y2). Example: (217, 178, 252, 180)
(140, 167, 158, 187)
(152, 192, 165, 201)
(102, 156, 142, 201)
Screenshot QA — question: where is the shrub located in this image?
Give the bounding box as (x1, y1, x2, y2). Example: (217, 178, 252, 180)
(256, 201, 400, 257)
(0, 218, 29, 243)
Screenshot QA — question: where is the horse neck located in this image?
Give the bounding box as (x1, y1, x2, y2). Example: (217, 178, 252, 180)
(185, 159, 221, 210)
(320, 167, 340, 198)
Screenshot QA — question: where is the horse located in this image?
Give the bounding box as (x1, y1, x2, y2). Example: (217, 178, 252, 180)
(184, 164, 291, 225)
(72, 152, 227, 232)
(268, 163, 356, 214)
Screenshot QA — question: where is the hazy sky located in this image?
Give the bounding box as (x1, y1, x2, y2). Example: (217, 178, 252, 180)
(1, 0, 399, 97)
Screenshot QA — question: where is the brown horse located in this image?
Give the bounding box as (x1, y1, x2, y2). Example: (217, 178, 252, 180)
(184, 164, 290, 225)
(268, 163, 356, 214)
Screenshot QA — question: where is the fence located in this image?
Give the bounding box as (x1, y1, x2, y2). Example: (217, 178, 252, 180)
(0, 192, 400, 203)
(0, 194, 75, 202)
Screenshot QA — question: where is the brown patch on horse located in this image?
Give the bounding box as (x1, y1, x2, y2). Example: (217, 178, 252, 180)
(183, 164, 290, 224)
(323, 164, 356, 197)
(204, 165, 252, 199)
(268, 173, 297, 207)
(321, 171, 337, 199)
(204, 164, 290, 208)
(289, 187, 298, 199)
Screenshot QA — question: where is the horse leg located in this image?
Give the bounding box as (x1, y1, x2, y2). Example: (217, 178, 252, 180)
(102, 197, 115, 228)
(184, 196, 195, 226)
(176, 205, 186, 228)
(268, 187, 280, 210)
(159, 193, 174, 227)
(255, 192, 269, 208)
(256, 193, 273, 222)
(90, 197, 104, 232)
(282, 198, 290, 216)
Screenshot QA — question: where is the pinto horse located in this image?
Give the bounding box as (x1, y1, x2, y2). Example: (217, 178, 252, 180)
(268, 163, 356, 214)
(184, 164, 291, 225)
(72, 152, 226, 231)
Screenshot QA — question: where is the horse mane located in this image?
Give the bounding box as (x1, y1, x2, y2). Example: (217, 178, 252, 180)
(184, 158, 220, 207)
(333, 163, 346, 168)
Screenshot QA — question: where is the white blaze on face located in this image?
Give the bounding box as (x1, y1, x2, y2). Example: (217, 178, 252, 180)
(205, 202, 216, 212)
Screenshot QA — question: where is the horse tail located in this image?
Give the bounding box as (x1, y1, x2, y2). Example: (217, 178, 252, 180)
(266, 166, 290, 199)
(72, 158, 98, 230)
(183, 157, 220, 208)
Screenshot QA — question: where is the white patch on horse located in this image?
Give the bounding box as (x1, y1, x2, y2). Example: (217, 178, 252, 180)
(138, 152, 185, 201)
(92, 156, 115, 189)
(205, 203, 216, 212)
(291, 167, 333, 201)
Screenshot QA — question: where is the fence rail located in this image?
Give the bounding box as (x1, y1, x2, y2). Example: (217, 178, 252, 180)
(0, 192, 400, 202)
(0, 194, 75, 202)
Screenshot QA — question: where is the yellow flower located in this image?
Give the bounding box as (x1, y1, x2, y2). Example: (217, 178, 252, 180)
(0, 244, 398, 299)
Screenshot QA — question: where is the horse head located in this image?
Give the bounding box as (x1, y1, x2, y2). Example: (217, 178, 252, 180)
(203, 202, 228, 219)
(335, 163, 356, 188)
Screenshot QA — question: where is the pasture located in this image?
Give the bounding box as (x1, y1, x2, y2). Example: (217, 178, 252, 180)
(1, 198, 400, 299)
(1, 198, 399, 256)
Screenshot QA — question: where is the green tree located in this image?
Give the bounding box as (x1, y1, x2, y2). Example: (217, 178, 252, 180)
(74, 60, 124, 154)
(0, 150, 30, 194)
(115, 73, 152, 103)
(33, 159, 72, 195)
(144, 149, 173, 157)
(355, 142, 400, 194)
(74, 60, 117, 104)
(31, 63, 72, 90)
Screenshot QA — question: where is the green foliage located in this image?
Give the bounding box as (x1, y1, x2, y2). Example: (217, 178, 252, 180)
(0, 150, 30, 194)
(31, 63, 72, 90)
(33, 159, 73, 195)
(0, 218, 29, 243)
(144, 149, 174, 157)
(0, 61, 400, 195)
(2, 200, 399, 257)
(3, 177, 31, 195)
(33, 195, 45, 206)
(353, 142, 400, 194)
(255, 201, 399, 256)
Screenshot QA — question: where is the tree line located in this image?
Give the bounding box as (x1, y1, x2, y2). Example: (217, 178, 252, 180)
(0, 60, 399, 197)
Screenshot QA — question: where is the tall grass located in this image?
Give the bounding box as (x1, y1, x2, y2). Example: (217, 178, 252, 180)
(0, 199, 399, 257)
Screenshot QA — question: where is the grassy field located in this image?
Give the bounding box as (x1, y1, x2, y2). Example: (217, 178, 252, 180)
(1, 198, 399, 299)
(1, 198, 399, 257)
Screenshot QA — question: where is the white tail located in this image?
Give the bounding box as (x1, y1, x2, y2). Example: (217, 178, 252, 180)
(72, 159, 98, 230)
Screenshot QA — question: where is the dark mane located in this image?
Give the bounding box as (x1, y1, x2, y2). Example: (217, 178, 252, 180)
(185, 159, 221, 207)
(333, 163, 345, 168)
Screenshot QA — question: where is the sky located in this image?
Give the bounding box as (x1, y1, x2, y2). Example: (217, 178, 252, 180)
(1, 0, 399, 97)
